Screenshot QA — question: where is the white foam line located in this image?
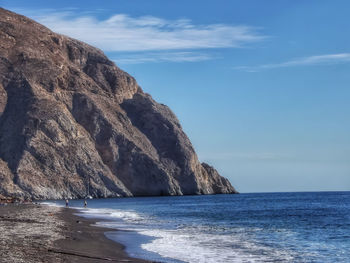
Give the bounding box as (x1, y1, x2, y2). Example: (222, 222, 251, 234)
(139, 227, 297, 263)
(40, 202, 63, 208)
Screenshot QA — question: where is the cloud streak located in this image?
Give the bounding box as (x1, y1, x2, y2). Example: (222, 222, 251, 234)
(24, 10, 266, 52)
(235, 53, 350, 72)
(112, 52, 215, 64)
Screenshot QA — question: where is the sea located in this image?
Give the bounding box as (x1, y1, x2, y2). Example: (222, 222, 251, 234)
(45, 192, 350, 263)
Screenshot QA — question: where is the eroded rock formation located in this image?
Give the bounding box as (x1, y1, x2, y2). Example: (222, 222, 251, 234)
(0, 8, 237, 199)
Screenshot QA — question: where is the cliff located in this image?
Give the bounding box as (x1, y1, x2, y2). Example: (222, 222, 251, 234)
(0, 8, 237, 199)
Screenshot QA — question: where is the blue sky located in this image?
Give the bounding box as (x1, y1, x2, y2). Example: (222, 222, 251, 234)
(2, 0, 349, 192)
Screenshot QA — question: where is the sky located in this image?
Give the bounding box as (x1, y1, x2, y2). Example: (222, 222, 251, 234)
(1, 0, 349, 193)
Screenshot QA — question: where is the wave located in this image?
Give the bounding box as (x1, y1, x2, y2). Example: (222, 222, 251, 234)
(72, 206, 298, 262)
(79, 207, 142, 221)
(40, 202, 63, 208)
(139, 226, 296, 263)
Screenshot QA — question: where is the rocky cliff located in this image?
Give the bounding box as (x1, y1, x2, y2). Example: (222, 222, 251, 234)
(0, 8, 237, 200)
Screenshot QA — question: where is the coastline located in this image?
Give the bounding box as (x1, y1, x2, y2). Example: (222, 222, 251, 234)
(0, 203, 153, 263)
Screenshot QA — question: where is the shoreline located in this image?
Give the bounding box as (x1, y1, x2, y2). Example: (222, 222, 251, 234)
(56, 206, 154, 263)
(0, 203, 154, 263)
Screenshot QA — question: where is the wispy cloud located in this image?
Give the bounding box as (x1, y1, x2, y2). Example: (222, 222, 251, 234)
(235, 53, 350, 72)
(112, 52, 215, 64)
(28, 11, 265, 52)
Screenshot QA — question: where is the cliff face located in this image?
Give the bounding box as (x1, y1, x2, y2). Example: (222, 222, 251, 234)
(0, 8, 237, 199)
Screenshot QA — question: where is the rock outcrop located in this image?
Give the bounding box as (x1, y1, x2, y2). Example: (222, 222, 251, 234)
(0, 8, 237, 199)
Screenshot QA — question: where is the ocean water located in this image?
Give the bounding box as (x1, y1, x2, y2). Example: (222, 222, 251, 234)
(46, 192, 350, 263)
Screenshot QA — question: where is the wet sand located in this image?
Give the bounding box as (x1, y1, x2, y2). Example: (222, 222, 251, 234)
(0, 203, 153, 263)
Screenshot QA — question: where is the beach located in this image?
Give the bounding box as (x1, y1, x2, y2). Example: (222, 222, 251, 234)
(0, 203, 152, 263)
(1, 192, 349, 263)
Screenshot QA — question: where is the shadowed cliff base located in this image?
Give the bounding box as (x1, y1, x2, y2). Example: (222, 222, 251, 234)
(0, 8, 238, 200)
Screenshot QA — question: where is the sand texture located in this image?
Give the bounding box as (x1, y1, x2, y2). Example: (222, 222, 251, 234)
(0, 204, 153, 263)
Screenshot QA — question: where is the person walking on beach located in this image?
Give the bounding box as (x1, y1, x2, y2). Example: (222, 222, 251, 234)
(65, 199, 69, 207)
(84, 200, 87, 208)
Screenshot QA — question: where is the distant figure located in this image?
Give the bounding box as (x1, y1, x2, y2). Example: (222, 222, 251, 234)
(84, 200, 87, 208)
(65, 199, 69, 207)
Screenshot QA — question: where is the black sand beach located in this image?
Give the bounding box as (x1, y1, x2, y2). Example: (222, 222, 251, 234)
(0, 204, 152, 263)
